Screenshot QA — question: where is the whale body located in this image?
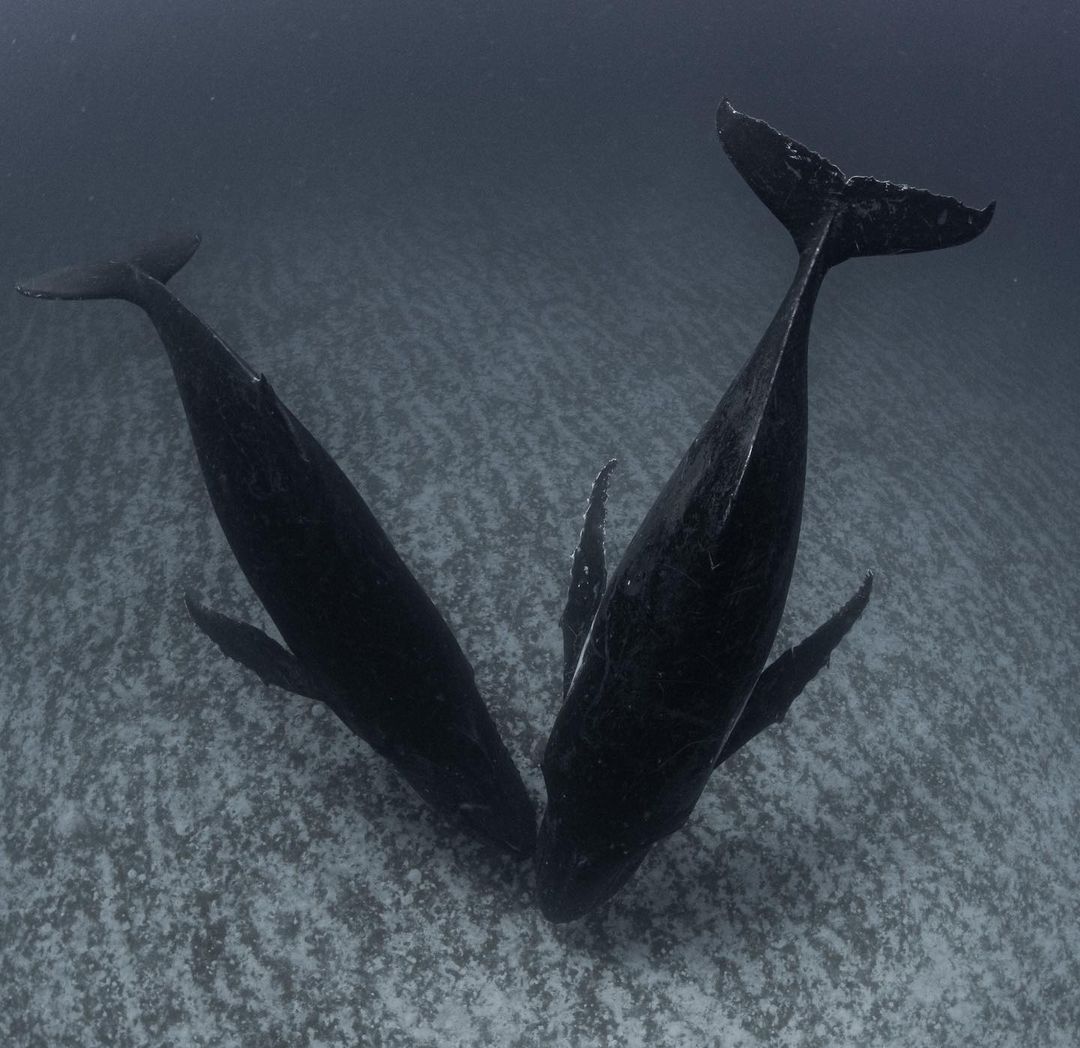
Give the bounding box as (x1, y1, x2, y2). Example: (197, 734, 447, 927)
(535, 100, 995, 921)
(16, 238, 537, 858)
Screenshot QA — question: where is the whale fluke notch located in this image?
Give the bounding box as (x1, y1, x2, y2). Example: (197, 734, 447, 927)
(716, 99, 995, 263)
(715, 571, 875, 767)
(560, 459, 617, 695)
(184, 594, 323, 700)
(16, 233, 201, 301)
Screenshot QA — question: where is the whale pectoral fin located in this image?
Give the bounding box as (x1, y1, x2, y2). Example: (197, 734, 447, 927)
(184, 593, 322, 700)
(715, 571, 874, 768)
(559, 459, 617, 694)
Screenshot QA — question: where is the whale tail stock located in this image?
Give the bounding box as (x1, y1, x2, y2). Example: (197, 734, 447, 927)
(716, 100, 994, 265)
(16, 233, 200, 302)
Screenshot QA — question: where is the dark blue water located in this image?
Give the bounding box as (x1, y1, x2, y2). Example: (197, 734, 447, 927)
(2, 1, 1076, 285)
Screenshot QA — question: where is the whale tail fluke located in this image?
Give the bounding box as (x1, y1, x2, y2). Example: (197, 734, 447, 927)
(16, 233, 200, 302)
(716, 100, 994, 265)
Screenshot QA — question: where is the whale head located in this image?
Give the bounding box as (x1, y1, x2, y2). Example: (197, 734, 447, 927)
(534, 806, 651, 922)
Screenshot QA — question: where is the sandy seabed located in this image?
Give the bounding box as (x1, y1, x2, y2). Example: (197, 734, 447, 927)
(1, 163, 1077, 1047)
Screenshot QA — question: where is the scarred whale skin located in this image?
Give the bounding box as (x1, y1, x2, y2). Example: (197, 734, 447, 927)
(536, 100, 995, 921)
(16, 237, 536, 859)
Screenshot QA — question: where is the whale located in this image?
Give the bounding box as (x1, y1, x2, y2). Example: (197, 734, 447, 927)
(16, 236, 536, 859)
(536, 100, 995, 921)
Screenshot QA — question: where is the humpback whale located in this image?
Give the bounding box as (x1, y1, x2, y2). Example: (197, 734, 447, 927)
(536, 100, 995, 921)
(16, 237, 536, 859)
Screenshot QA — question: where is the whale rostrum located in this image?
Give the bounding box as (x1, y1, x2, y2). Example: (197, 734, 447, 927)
(535, 100, 994, 922)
